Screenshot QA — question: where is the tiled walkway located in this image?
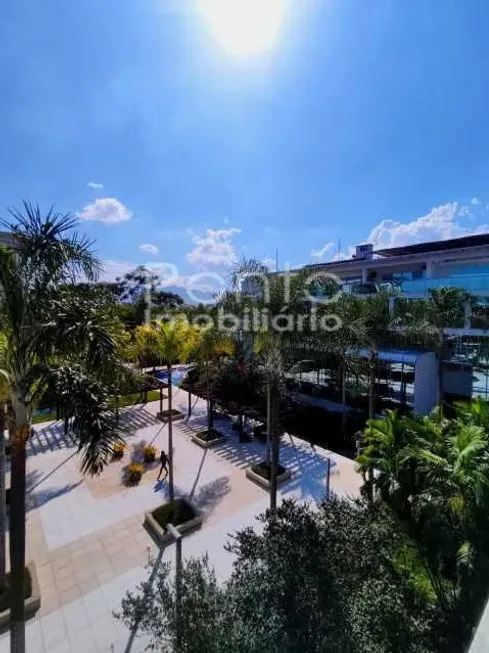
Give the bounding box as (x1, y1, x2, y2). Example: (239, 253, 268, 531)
(1, 387, 362, 652)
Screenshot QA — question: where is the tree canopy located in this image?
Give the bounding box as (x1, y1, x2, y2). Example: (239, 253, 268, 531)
(117, 499, 440, 653)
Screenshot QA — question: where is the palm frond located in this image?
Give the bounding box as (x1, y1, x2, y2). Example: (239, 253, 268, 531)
(2, 200, 99, 287)
(47, 365, 126, 475)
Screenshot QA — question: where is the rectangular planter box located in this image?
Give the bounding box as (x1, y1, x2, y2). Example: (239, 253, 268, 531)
(144, 502, 203, 546)
(157, 410, 185, 423)
(246, 466, 292, 491)
(0, 562, 41, 632)
(191, 431, 227, 449)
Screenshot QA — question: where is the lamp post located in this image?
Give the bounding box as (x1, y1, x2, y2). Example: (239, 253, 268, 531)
(166, 524, 183, 652)
(123, 525, 183, 653)
(325, 457, 331, 501)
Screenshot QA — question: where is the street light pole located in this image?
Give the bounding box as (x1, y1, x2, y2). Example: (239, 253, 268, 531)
(166, 524, 183, 651)
(123, 525, 183, 653)
(325, 457, 331, 501)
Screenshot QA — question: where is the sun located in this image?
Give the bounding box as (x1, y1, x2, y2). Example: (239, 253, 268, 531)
(200, 0, 286, 56)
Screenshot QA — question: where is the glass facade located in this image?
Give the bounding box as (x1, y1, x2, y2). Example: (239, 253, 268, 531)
(397, 264, 489, 295)
(400, 276, 489, 294)
(285, 357, 416, 412)
(446, 335, 489, 400)
(382, 270, 424, 282)
(312, 262, 489, 299)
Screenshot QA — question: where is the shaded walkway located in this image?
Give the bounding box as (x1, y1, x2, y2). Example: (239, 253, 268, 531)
(179, 412, 338, 505)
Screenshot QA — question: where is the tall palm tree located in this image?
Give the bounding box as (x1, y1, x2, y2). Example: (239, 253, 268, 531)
(427, 288, 471, 414)
(227, 258, 315, 511)
(0, 202, 128, 653)
(325, 294, 378, 417)
(256, 332, 284, 511)
(154, 320, 195, 502)
(192, 328, 233, 433)
(395, 287, 472, 413)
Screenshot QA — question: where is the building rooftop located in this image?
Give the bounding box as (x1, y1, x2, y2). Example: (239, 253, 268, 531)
(376, 232, 489, 258)
(304, 232, 489, 270)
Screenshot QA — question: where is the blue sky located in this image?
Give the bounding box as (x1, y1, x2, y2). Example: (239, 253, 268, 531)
(2, 0, 489, 296)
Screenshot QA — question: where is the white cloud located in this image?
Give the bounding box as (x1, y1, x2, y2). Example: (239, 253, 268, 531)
(139, 243, 159, 255)
(471, 197, 480, 205)
(223, 216, 231, 225)
(187, 227, 241, 267)
(262, 256, 277, 269)
(367, 202, 489, 249)
(331, 251, 349, 262)
(99, 260, 132, 282)
(311, 241, 335, 260)
(87, 181, 104, 189)
(79, 198, 132, 225)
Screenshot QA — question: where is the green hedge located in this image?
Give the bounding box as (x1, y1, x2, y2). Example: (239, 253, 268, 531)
(32, 390, 165, 424)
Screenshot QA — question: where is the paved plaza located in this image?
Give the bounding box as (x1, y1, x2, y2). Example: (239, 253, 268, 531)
(1, 386, 362, 653)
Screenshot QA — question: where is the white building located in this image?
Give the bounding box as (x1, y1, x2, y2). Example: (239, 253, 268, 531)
(284, 234, 489, 412)
(306, 234, 489, 307)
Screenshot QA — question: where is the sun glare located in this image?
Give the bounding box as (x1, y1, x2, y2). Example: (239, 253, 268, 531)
(200, 0, 285, 56)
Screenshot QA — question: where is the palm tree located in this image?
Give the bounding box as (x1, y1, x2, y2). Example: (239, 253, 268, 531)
(454, 396, 489, 430)
(321, 292, 390, 425)
(154, 320, 195, 502)
(411, 415, 489, 630)
(134, 323, 160, 371)
(227, 258, 315, 511)
(0, 202, 128, 653)
(396, 287, 472, 413)
(357, 409, 424, 516)
(359, 403, 489, 640)
(257, 332, 285, 511)
(192, 328, 233, 433)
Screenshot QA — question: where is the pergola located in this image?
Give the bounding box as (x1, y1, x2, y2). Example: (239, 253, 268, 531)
(142, 374, 168, 413)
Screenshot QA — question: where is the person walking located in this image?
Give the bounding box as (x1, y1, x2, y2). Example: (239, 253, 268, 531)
(157, 449, 169, 480)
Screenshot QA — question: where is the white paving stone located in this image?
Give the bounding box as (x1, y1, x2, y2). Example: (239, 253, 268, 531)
(0, 387, 361, 652)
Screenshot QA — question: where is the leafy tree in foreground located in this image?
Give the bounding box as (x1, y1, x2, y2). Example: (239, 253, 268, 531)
(117, 499, 439, 653)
